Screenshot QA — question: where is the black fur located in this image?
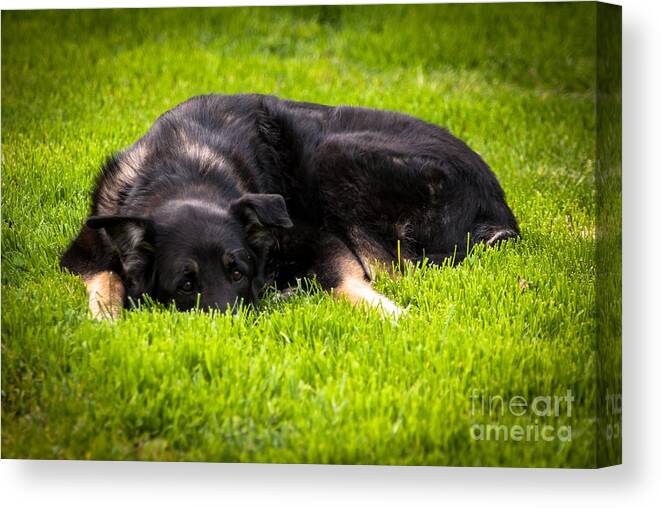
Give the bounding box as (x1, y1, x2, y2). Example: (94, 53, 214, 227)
(61, 94, 519, 312)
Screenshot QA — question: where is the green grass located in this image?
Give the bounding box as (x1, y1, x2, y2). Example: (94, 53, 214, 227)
(1, 4, 613, 466)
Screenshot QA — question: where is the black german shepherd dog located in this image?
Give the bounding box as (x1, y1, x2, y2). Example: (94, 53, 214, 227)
(61, 94, 518, 319)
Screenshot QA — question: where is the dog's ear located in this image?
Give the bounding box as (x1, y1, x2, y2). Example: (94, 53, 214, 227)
(230, 193, 293, 249)
(230, 193, 293, 229)
(86, 215, 155, 295)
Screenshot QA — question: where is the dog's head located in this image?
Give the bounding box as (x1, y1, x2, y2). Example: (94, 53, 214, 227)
(87, 193, 292, 312)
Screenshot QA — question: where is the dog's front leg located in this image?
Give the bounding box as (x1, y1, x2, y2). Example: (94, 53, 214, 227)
(335, 276, 404, 319)
(314, 236, 404, 319)
(83, 271, 125, 320)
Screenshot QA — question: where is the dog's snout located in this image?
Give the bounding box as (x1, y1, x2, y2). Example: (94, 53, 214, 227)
(198, 294, 245, 314)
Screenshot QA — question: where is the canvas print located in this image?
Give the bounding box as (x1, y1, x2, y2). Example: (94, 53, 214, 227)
(1, 2, 621, 467)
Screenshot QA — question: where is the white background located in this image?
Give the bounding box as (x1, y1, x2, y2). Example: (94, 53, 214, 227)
(1, 0, 659, 506)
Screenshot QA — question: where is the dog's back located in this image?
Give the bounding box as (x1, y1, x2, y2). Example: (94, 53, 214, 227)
(269, 98, 519, 269)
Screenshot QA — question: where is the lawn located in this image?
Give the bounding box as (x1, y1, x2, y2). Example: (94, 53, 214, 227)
(2, 4, 614, 467)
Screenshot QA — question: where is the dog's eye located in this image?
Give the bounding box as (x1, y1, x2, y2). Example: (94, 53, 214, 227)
(178, 279, 194, 294)
(231, 269, 244, 282)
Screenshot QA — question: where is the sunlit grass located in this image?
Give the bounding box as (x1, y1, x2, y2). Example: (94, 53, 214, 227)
(2, 4, 604, 466)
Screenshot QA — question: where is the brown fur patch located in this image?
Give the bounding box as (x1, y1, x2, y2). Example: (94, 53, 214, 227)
(334, 255, 403, 319)
(180, 135, 227, 168)
(347, 225, 397, 279)
(84, 271, 125, 320)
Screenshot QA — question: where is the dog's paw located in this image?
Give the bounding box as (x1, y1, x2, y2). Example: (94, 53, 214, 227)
(376, 297, 407, 321)
(85, 271, 124, 321)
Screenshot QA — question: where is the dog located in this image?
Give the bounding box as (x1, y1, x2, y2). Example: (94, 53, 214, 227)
(60, 94, 519, 319)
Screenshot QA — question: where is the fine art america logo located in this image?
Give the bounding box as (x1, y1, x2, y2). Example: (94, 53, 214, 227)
(469, 388, 574, 442)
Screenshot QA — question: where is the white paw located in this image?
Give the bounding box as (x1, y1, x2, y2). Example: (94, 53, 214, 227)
(376, 296, 407, 321)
